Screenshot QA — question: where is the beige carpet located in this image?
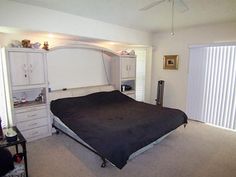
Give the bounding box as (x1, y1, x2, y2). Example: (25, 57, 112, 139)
(26, 121, 236, 177)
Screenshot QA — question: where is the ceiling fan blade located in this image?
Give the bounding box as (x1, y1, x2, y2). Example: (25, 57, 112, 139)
(175, 0, 189, 13)
(139, 0, 165, 11)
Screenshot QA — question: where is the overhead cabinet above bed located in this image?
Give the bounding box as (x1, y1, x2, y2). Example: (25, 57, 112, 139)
(121, 56, 136, 78)
(46, 45, 137, 99)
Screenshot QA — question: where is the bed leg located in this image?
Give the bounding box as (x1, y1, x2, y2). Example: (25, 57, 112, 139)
(101, 158, 107, 168)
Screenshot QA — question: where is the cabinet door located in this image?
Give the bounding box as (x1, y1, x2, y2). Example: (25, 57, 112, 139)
(121, 58, 129, 78)
(9, 52, 29, 86)
(28, 53, 45, 85)
(128, 58, 136, 78)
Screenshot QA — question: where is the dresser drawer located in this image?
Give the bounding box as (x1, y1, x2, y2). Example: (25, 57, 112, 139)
(21, 126, 50, 141)
(15, 108, 47, 122)
(17, 118, 48, 131)
(15, 105, 46, 113)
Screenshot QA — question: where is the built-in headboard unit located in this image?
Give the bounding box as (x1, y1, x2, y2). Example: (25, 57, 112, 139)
(47, 45, 119, 91)
(48, 85, 115, 101)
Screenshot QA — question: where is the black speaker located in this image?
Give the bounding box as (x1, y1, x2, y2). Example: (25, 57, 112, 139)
(156, 80, 165, 106)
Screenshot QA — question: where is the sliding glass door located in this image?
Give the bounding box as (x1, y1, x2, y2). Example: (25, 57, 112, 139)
(187, 44, 236, 130)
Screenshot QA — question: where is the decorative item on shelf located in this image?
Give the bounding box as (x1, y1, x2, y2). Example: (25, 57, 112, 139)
(21, 39, 31, 48)
(118, 50, 135, 56)
(0, 117, 4, 140)
(13, 97, 21, 107)
(35, 93, 44, 102)
(20, 92, 27, 103)
(121, 84, 132, 91)
(129, 50, 135, 56)
(9, 40, 22, 48)
(42, 41, 49, 51)
(20, 98, 27, 103)
(13, 153, 24, 163)
(121, 85, 125, 92)
(31, 42, 41, 49)
(5, 128, 17, 142)
(163, 55, 179, 70)
(120, 50, 129, 55)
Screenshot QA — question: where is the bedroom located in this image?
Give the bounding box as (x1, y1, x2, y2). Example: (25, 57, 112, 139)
(0, 0, 236, 177)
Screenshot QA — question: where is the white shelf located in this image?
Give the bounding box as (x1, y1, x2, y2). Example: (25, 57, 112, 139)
(122, 90, 135, 94)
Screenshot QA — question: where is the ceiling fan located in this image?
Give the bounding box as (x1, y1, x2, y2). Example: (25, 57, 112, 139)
(139, 0, 189, 35)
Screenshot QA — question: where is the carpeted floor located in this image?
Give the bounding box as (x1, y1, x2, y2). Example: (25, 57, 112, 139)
(26, 121, 236, 177)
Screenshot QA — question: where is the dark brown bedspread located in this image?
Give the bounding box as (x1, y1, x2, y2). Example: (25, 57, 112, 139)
(50, 90, 188, 169)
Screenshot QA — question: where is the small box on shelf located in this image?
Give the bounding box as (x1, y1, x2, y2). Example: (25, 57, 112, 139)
(121, 80, 135, 92)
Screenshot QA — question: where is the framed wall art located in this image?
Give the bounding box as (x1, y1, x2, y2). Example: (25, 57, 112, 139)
(163, 55, 179, 70)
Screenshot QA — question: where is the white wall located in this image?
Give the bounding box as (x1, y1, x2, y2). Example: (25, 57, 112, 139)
(151, 22, 236, 112)
(0, 0, 151, 45)
(47, 48, 111, 91)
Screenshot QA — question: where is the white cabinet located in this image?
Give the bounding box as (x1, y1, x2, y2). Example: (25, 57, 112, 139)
(28, 53, 45, 85)
(111, 55, 137, 99)
(9, 52, 28, 86)
(9, 51, 45, 87)
(121, 57, 136, 79)
(1, 48, 51, 142)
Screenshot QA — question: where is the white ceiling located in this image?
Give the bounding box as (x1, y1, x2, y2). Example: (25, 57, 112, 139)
(9, 0, 236, 33)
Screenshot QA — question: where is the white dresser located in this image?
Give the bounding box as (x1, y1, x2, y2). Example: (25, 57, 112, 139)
(1, 48, 51, 142)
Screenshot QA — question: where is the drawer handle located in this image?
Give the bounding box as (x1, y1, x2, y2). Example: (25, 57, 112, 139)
(31, 131, 39, 136)
(29, 108, 37, 112)
(28, 114, 37, 117)
(29, 123, 38, 126)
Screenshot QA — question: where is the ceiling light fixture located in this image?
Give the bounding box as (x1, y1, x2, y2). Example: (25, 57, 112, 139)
(139, 0, 189, 36)
(48, 33, 54, 38)
(171, 0, 175, 36)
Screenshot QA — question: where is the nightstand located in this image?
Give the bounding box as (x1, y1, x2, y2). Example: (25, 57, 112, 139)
(0, 126, 28, 177)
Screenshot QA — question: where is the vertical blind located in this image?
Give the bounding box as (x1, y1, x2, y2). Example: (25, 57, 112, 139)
(187, 45, 236, 130)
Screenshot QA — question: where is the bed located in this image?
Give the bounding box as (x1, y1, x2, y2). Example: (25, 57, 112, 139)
(50, 86, 188, 169)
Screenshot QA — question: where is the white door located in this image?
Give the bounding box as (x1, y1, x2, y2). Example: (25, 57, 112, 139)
(121, 58, 129, 78)
(28, 53, 45, 85)
(0, 50, 8, 127)
(9, 52, 29, 86)
(128, 58, 136, 78)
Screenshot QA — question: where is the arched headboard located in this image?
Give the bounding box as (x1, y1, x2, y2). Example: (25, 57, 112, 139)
(47, 44, 119, 91)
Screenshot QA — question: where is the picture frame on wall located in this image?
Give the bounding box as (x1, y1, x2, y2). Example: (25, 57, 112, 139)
(163, 55, 179, 70)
